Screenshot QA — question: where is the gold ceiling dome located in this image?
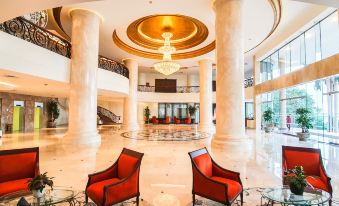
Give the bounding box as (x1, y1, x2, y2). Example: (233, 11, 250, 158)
(127, 14, 208, 51)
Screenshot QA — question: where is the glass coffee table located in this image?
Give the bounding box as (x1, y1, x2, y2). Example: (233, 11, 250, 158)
(0, 188, 76, 206)
(261, 186, 331, 205)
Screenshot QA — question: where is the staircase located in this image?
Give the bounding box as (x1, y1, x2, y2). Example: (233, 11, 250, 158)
(97, 106, 121, 124)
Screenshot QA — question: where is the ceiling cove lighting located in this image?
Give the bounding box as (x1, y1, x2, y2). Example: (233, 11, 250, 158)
(153, 32, 180, 75)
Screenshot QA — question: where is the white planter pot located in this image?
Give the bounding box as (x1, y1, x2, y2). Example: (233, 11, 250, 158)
(32, 189, 45, 198)
(297, 132, 310, 141)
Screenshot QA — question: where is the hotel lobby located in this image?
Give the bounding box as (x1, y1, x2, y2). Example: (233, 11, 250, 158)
(0, 0, 338, 205)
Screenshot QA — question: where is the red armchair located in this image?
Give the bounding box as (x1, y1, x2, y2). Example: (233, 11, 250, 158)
(188, 148, 243, 206)
(85, 148, 144, 206)
(185, 116, 192, 124)
(163, 116, 170, 124)
(282, 146, 332, 197)
(174, 116, 181, 124)
(151, 116, 159, 124)
(0, 147, 39, 198)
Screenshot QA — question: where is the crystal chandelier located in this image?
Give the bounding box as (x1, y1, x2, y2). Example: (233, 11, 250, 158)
(153, 32, 180, 75)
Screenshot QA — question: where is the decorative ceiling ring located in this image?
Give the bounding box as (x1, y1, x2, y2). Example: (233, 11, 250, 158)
(113, 0, 281, 59)
(113, 30, 215, 60)
(127, 14, 209, 51)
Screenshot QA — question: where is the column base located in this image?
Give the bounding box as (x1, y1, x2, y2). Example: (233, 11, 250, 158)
(212, 133, 248, 145)
(63, 130, 101, 146)
(198, 123, 215, 133)
(121, 124, 139, 131)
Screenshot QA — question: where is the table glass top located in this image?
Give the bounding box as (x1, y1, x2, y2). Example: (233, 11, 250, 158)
(262, 186, 331, 205)
(0, 188, 75, 206)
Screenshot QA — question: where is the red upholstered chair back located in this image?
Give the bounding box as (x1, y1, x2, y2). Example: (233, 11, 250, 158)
(117, 148, 143, 179)
(165, 116, 170, 122)
(0, 147, 39, 183)
(151, 116, 158, 124)
(282, 146, 321, 176)
(189, 148, 213, 177)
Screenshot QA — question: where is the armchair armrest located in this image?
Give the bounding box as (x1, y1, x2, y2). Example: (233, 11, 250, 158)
(103, 168, 139, 205)
(193, 168, 227, 202)
(319, 164, 332, 194)
(212, 163, 241, 184)
(87, 163, 118, 186)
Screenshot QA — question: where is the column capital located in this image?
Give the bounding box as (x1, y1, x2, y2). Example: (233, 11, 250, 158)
(198, 59, 213, 65)
(69, 8, 103, 22)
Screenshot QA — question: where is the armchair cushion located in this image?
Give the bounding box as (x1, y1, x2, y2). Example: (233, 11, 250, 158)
(305, 176, 329, 192)
(193, 153, 212, 177)
(0, 178, 31, 197)
(86, 178, 120, 205)
(118, 154, 139, 179)
(211, 176, 242, 201)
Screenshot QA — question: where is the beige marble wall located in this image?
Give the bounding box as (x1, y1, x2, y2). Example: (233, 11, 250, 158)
(255, 54, 339, 95)
(0, 92, 68, 131)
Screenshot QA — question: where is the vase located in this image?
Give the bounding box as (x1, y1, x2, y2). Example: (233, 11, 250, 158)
(32, 189, 45, 198)
(289, 182, 305, 195)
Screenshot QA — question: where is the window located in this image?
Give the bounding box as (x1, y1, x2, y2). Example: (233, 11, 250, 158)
(320, 12, 339, 59)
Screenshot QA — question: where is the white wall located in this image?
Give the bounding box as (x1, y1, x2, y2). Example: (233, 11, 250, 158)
(0, 31, 129, 96)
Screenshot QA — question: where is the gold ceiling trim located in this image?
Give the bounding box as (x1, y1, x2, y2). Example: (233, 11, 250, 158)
(113, 0, 281, 59)
(127, 14, 209, 50)
(113, 30, 215, 60)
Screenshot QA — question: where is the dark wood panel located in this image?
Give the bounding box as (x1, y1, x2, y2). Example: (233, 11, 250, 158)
(155, 79, 177, 93)
(212, 81, 216, 92)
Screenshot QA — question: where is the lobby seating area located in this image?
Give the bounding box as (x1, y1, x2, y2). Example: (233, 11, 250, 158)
(0, 143, 335, 205)
(150, 116, 194, 125)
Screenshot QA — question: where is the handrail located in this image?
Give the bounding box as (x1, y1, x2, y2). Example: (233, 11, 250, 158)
(97, 106, 120, 123)
(0, 17, 129, 79)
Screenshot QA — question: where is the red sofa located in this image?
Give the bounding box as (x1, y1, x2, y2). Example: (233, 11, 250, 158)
(174, 116, 181, 124)
(282, 146, 332, 198)
(163, 116, 170, 124)
(86, 148, 144, 206)
(0, 147, 39, 198)
(151, 116, 159, 124)
(188, 148, 243, 206)
(185, 116, 192, 124)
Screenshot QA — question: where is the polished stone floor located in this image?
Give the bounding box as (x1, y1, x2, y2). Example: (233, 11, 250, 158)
(0, 125, 338, 205)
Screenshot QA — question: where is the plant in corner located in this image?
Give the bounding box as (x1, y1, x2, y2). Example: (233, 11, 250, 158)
(47, 100, 60, 128)
(28, 172, 54, 198)
(295, 108, 313, 141)
(285, 166, 307, 195)
(188, 105, 197, 117)
(144, 106, 151, 124)
(262, 108, 274, 133)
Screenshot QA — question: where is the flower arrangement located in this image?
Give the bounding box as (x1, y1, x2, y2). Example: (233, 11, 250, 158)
(28, 172, 54, 198)
(284, 166, 307, 195)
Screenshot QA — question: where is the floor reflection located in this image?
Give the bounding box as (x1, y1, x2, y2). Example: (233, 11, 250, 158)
(0, 125, 338, 205)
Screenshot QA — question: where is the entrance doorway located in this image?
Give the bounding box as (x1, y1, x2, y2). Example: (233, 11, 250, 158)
(34, 102, 43, 129)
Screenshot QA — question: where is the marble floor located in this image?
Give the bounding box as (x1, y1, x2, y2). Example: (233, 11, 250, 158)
(0, 125, 338, 205)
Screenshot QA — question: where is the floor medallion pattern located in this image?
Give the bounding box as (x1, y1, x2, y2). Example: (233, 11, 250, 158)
(121, 129, 210, 141)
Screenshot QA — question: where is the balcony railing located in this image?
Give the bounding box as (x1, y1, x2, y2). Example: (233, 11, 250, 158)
(138, 78, 254, 93)
(0, 17, 129, 79)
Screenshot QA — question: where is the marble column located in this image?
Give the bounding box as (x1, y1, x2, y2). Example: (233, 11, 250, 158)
(279, 59, 287, 130)
(65, 9, 101, 145)
(213, 0, 246, 143)
(122, 59, 139, 131)
(138, 72, 146, 86)
(198, 59, 213, 132)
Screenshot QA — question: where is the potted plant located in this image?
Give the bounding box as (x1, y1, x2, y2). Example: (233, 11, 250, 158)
(295, 108, 313, 141)
(188, 105, 197, 117)
(144, 106, 151, 124)
(47, 100, 60, 128)
(285, 166, 307, 195)
(28, 172, 54, 198)
(262, 108, 274, 133)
